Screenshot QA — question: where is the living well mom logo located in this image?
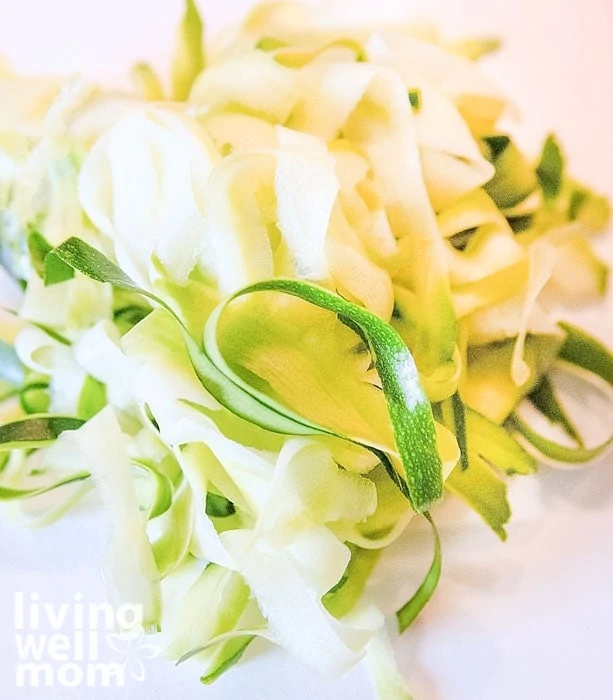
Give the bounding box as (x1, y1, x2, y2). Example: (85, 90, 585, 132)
(13, 592, 160, 688)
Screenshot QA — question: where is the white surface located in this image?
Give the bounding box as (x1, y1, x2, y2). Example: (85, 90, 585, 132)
(1, 1, 613, 698)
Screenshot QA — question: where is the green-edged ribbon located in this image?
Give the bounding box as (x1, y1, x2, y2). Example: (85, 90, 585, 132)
(45, 237, 444, 512)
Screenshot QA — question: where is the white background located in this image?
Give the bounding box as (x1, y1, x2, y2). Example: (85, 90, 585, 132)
(1, 1, 613, 698)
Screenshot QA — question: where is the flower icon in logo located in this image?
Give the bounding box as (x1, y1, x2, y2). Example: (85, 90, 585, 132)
(106, 624, 161, 682)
